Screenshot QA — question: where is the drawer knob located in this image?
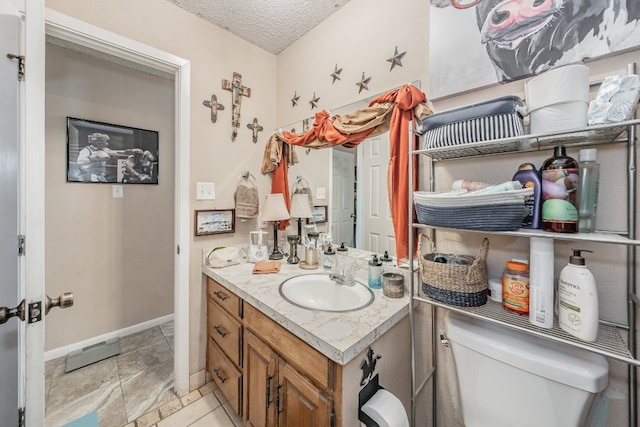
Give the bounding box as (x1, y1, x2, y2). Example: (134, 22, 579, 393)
(214, 325, 228, 337)
(213, 290, 228, 301)
(213, 368, 227, 384)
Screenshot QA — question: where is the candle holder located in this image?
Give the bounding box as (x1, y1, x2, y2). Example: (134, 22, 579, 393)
(287, 235, 300, 264)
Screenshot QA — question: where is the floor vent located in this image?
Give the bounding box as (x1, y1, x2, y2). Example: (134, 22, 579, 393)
(65, 338, 121, 373)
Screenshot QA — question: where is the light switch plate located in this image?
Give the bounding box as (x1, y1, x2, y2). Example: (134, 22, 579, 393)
(196, 182, 216, 200)
(316, 187, 326, 200)
(112, 185, 123, 198)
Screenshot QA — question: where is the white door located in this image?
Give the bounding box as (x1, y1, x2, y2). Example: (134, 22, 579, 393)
(0, 11, 22, 426)
(331, 149, 356, 247)
(361, 135, 396, 256)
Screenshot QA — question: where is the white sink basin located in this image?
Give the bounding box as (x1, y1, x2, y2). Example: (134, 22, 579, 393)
(279, 274, 374, 312)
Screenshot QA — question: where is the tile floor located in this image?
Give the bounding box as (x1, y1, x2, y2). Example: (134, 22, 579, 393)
(45, 321, 241, 427)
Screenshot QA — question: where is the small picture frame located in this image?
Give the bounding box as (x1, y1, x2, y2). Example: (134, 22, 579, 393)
(308, 205, 328, 224)
(194, 209, 235, 236)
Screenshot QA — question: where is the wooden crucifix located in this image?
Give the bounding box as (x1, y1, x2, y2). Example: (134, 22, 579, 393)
(202, 94, 225, 123)
(246, 117, 263, 143)
(222, 72, 251, 141)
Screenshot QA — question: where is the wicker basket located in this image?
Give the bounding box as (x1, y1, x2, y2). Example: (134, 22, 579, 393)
(418, 234, 489, 307)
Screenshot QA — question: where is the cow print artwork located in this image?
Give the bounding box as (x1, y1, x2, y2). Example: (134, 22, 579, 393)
(429, 0, 640, 98)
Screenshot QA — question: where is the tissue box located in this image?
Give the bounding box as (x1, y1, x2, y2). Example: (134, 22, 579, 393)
(421, 96, 525, 149)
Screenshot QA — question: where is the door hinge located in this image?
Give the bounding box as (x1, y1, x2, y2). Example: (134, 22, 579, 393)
(6, 53, 25, 81)
(18, 235, 25, 256)
(177, 244, 180, 255)
(331, 409, 336, 427)
(18, 407, 25, 427)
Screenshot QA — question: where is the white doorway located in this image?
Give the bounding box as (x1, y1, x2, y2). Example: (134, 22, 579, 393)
(14, 6, 191, 425)
(357, 134, 396, 256)
(331, 148, 356, 247)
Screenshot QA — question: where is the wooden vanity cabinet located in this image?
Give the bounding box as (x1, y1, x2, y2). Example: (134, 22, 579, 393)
(206, 277, 343, 426)
(243, 304, 338, 427)
(206, 277, 243, 416)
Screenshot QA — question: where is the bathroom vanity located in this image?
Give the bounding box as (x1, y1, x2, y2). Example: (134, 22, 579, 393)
(203, 256, 411, 426)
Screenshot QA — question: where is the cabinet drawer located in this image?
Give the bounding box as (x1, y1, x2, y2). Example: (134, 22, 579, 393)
(208, 337, 242, 416)
(208, 298, 242, 367)
(207, 277, 242, 321)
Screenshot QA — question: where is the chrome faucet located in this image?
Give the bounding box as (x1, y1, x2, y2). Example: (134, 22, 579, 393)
(329, 273, 355, 286)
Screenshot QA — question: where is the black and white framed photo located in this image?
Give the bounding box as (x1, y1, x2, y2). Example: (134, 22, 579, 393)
(195, 209, 236, 236)
(66, 117, 159, 184)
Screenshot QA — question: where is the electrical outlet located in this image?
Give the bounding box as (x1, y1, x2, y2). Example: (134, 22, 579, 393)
(317, 187, 326, 200)
(112, 185, 123, 198)
(259, 220, 269, 229)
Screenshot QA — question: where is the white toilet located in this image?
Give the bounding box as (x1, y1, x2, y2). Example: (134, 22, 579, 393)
(444, 311, 609, 427)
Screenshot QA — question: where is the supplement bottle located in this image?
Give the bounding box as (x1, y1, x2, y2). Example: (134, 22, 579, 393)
(540, 145, 579, 233)
(502, 260, 530, 314)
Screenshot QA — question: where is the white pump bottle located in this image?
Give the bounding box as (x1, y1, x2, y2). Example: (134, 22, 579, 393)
(558, 249, 599, 342)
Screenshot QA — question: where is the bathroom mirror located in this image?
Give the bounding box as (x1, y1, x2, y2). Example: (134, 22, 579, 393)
(280, 81, 421, 257)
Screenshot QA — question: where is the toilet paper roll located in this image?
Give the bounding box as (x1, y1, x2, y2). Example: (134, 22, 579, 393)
(361, 389, 409, 427)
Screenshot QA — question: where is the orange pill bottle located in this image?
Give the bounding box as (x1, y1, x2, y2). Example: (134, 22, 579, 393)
(502, 260, 530, 314)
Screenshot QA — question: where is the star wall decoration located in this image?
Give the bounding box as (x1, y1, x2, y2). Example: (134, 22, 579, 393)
(309, 92, 320, 109)
(356, 72, 371, 94)
(330, 64, 343, 84)
(387, 46, 406, 71)
(291, 91, 300, 107)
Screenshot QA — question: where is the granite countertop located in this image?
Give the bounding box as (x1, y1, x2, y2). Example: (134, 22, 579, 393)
(202, 249, 410, 365)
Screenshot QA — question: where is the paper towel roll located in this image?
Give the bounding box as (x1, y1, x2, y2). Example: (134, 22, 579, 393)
(525, 64, 590, 134)
(361, 389, 409, 427)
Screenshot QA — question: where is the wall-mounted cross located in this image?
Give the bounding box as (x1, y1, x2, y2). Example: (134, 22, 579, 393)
(222, 72, 251, 141)
(202, 94, 225, 123)
(246, 117, 264, 143)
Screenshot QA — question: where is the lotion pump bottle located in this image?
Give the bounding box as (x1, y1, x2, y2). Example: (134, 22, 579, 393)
(558, 249, 599, 342)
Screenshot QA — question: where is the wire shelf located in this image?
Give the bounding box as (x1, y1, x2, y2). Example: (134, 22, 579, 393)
(414, 119, 639, 161)
(413, 295, 636, 366)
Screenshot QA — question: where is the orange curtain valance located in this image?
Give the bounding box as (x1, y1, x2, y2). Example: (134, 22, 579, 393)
(261, 84, 431, 264)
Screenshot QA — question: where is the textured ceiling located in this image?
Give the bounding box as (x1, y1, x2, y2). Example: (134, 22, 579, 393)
(167, 0, 351, 54)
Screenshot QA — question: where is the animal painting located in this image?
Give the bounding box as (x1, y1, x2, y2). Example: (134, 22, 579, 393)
(432, 0, 640, 81)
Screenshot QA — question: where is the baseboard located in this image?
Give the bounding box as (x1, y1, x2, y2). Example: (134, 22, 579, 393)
(45, 313, 174, 362)
(189, 369, 207, 392)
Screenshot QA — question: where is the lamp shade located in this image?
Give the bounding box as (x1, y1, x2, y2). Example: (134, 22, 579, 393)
(261, 193, 290, 222)
(290, 193, 313, 218)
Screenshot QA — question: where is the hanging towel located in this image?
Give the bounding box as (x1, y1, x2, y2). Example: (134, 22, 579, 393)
(234, 173, 259, 218)
(292, 176, 314, 213)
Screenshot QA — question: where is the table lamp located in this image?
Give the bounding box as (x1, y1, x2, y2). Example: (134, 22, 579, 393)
(289, 193, 314, 237)
(261, 193, 290, 260)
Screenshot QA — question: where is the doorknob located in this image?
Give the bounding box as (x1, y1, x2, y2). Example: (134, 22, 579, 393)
(45, 292, 74, 315)
(0, 300, 25, 324)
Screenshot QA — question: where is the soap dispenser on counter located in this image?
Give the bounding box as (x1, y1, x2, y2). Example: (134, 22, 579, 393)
(368, 255, 383, 290)
(558, 249, 599, 342)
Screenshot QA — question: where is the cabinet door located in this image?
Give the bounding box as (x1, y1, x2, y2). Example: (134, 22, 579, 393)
(244, 330, 278, 427)
(278, 359, 333, 427)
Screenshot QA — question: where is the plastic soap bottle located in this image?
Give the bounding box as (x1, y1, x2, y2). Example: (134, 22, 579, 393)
(512, 163, 542, 229)
(578, 149, 600, 233)
(540, 145, 579, 233)
(368, 255, 383, 290)
(558, 249, 599, 342)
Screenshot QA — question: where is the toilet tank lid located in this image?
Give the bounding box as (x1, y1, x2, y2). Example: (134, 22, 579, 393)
(444, 312, 609, 393)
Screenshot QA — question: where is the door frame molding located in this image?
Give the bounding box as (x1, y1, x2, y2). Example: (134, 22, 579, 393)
(43, 9, 191, 396)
